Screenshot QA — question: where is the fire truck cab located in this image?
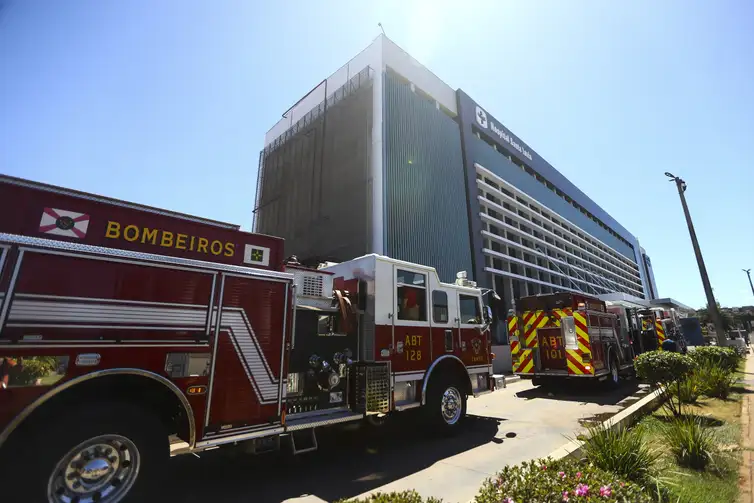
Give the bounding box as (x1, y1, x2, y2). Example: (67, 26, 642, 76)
(318, 256, 497, 418)
(509, 292, 635, 386)
(0, 175, 499, 503)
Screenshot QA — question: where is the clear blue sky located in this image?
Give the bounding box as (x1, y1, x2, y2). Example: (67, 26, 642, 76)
(1, 0, 752, 309)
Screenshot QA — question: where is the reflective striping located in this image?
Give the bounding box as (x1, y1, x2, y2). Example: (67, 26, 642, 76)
(655, 319, 666, 343)
(572, 311, 592, 365)
(549, 308, 574, 328)
(524, 311, 549, 347)
(510, 339, 520, 355)
(9, 300, 208, 326)
(507, 315, 520, 356)
(513, 349, 534, 374)
(219, 309, 279, 403)
(550, 310, 562, 327)
(566, 349, 593, 375)
(6, 297, 280, 403)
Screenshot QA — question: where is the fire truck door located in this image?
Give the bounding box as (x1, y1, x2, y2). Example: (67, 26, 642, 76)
(429, 289, 457, 361)
(588, 314, 607, 371)
(204, 273, 290, 436)
(613, 315, 632, 363)
(457, 292, 486, 366)
(392, 267, 431, 373)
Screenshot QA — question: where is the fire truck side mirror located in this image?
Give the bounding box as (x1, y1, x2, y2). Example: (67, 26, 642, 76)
(479, 305, 494, 333)
(483, 305, 493, 324)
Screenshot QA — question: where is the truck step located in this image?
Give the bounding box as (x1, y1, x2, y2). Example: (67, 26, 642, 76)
(285, 408, 363, 431)
(290, 428, 318, 455)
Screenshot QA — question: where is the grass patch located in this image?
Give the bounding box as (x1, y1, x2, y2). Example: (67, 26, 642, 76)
(634, 393, 742, 503)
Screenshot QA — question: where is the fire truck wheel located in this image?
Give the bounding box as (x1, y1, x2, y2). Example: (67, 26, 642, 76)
(607, 356, 621, 389)
(4, 402, 167, 503)
(425, 375, 467, 435)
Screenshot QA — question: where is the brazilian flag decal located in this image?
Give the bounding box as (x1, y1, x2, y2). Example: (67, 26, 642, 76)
(243, 244, 270, 267)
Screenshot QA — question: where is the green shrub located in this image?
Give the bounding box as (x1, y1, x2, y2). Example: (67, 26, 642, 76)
(672, 372, 703, 404)
(688, 346, 741, 373)
(634, 351, 696, 384)
(337, 490, 441, 503)
(698, 364, 738, 399)
(635, 351, 697, 416)
(662, 416, 716, 470)
(474, 457, 654, 503)
(580, 423, 659, 484)
(3, 356, 59, 386)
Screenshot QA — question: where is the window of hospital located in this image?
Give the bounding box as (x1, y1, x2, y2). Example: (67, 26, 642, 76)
(397, 270, 426, 321)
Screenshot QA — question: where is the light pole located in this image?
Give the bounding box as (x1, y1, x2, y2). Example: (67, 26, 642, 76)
(665, 172, 725, 344)
(744, 269, 754, 298)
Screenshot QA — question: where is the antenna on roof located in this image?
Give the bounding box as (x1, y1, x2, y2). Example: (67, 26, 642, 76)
(378, 22, 386, 36)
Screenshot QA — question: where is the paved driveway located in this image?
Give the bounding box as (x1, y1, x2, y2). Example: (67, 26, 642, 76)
(166, 379, 649, 503)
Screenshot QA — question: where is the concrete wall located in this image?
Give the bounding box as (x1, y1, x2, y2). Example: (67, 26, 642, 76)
(265, 35, 457, 148)
(492, 344, 513, 373)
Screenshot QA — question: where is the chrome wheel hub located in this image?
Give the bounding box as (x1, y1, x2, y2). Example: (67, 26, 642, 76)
(48, 435, 140, 503)
(611, 364, 619, 383)
(440, 386, 463, 425)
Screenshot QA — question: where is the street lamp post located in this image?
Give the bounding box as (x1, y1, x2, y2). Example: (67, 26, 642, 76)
(665, 172, 725, 344)
(744, 269, 754, 298)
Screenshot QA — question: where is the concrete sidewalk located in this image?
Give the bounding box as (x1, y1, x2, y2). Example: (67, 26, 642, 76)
(739, 354, 754, 503)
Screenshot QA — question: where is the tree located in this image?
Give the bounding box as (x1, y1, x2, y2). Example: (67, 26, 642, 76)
(696, 303, 733, 333)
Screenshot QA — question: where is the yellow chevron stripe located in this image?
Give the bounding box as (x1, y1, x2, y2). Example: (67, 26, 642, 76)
(536, 312, 549, 328)
(566, 358, 584, 375)
(566, 349, 594, 376)
(510, 340, 520, 356)
(524, 311, 548, 348)
(513, 349, 533, 373)
(520, 358, 535, 373)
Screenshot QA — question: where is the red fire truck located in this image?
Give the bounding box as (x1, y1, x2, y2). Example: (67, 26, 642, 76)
(508, 292, 635, 386)
(0, 175, 499, 503)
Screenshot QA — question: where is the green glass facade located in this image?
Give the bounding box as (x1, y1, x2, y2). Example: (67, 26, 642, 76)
(383, 70, 473, 283)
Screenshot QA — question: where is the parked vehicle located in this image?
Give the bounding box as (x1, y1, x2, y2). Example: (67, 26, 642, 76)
(0, 175, 500, 503)
(507, 292, 634, 387)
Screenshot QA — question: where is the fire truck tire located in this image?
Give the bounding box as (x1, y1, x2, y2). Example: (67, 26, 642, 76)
(424, 375, 467, 435)
(2, 402, 168, 503)
(606, 355, 621, 389)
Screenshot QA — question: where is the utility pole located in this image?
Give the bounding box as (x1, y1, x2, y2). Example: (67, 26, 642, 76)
(665, 172, 725, 344)
(744, 269, 754, 298)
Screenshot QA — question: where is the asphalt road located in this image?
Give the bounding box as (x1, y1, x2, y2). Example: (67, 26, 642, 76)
(166, 378, 650, 503)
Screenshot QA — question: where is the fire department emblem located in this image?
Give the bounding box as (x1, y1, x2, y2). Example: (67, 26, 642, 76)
(472, 338, 482, 355)
(243, 244, 270, 267)
(38, 207, 90, 238)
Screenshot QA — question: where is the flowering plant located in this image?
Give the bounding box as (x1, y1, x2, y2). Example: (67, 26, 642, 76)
(474, 457, 653, 503)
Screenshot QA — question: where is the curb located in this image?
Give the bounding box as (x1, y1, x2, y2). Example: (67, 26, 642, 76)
(741, 392, 751, 503)
(504, 375, 521, 385)
(546, 387, 664, 461)
(738, 355, 754, 503)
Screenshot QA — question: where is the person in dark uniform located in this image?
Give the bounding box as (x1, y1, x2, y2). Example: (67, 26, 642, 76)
(661, 338, 679, 353)
(0, 357, 22, 389)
